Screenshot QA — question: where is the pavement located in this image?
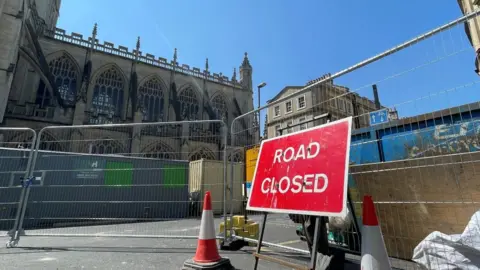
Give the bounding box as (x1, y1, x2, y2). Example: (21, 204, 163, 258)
(0, 214, 420, 269)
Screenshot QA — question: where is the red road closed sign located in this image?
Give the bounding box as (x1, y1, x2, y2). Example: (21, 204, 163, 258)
(246, 117, 352, 217)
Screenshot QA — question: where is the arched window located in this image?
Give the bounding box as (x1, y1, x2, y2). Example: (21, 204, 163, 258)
(89, 139, 124, 155)
(36, 53, 78, 107)
(143, 142, 177, 160)
(211, 94, 228, 122)
(1, 131, 29, 149)
(38, 132, 65, 152)
(179, 86, 199, 121)
(228, 151, 243, 163)
(89, 66, 125, 124)
(139, 77, 164, 122)
(189, 147, 216, 161)
(5, 131, 63, 152)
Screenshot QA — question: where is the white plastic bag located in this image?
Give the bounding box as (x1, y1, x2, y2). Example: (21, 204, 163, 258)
(412, 211, 480, 270)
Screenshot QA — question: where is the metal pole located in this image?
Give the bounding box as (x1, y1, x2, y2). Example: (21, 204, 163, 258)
(222, 122, 228, 244)
(243, 147, 248, 224)
(7, 128, 37, 247)
(253, 212, 268, 270)
(233, 9, 480, 121)
(229, 136, 235, 241)
(257, 85, 261, 140)
(309, 217, 321, 270)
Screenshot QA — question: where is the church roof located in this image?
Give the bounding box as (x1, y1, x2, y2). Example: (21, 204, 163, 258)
(44, 26, 244, 89)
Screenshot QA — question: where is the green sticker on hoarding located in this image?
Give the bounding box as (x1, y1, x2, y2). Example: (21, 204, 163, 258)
(162, 164, 186, 188)
(104, 161, 133, 187)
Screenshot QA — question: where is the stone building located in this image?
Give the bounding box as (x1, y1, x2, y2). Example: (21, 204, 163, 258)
(265, 74, 382, 139)
(0, 0, 255, 162)
(458, 0, 480, 73)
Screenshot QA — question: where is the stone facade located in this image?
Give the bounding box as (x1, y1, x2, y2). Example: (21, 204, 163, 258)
(265, 74, 381, 139)
(0, 0, 24, 122)
(0, 0, 255, 162)
(458, 0, 480, 73)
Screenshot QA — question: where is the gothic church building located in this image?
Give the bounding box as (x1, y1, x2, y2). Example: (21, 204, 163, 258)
(0, 0, 255, 162)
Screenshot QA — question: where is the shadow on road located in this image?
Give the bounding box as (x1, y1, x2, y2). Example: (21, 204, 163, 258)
(237, 248, 312, 265)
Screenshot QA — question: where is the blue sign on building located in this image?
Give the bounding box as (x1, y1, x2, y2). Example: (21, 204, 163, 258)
(369, 109, 389, 126)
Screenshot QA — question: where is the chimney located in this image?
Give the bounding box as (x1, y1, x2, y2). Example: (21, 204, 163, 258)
(372, 84, 381, 110)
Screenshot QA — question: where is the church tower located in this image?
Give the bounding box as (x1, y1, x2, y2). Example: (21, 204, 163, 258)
(239, 52, 252, 92)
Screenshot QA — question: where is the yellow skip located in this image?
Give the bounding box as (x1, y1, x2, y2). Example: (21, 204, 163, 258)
(218, 215, 260, 246)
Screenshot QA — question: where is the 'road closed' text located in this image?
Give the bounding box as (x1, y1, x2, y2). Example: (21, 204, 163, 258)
(261, 174, 328, 194)
(259, 141, 329, 194)
(273, 141, 320, 164)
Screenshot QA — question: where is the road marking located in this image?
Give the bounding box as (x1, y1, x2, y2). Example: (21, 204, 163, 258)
(38, 257, 57, 261)
(167, 226, 200, 232)
(277, 239, 302, 246)
(260, 239, 303, 252)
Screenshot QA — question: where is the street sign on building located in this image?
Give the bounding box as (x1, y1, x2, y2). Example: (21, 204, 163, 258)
(369, 108, 389, 126)
(246, 117, 352, 217)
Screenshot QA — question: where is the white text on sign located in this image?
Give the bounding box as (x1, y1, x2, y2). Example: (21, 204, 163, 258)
(273, 141, 320, 163)
(261, 141, 329, 194)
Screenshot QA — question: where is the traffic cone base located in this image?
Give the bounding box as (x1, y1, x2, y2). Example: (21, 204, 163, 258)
(182, 257, 234, 270)
(183, 191, 235, 270)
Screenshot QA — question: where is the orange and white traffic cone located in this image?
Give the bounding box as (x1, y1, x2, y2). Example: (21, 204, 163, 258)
(183, 191, 234, 270)
(361, 195, 392, 270)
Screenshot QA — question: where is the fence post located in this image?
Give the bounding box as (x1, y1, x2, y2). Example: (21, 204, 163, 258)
(229, 118, 238, 242)
(221, 121, 229, 244)
(3, 128, 37, 248)
(10, 127, 45, 248)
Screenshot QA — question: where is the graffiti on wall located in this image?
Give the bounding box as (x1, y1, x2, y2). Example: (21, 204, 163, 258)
(407, 121, 480, 158)
(378, 120, 480, 161)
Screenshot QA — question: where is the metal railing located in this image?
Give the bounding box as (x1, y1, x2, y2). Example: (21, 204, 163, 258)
(6, 120, 228, 248)
(3, 8, 480, 269)
(229, 9, 480, 269)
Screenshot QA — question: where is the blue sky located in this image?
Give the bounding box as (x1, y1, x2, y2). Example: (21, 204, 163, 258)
(57, 0, 480, 122)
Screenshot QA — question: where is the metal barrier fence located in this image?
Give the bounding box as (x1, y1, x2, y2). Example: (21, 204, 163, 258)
(0, 128, 36, 243)
(230, 9, 480, 268)
(2, 10, 480, 270)
(8, 120, 228, 247)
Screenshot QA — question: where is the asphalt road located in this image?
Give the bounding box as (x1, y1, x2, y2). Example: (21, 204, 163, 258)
(0, 214, 418, 269)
